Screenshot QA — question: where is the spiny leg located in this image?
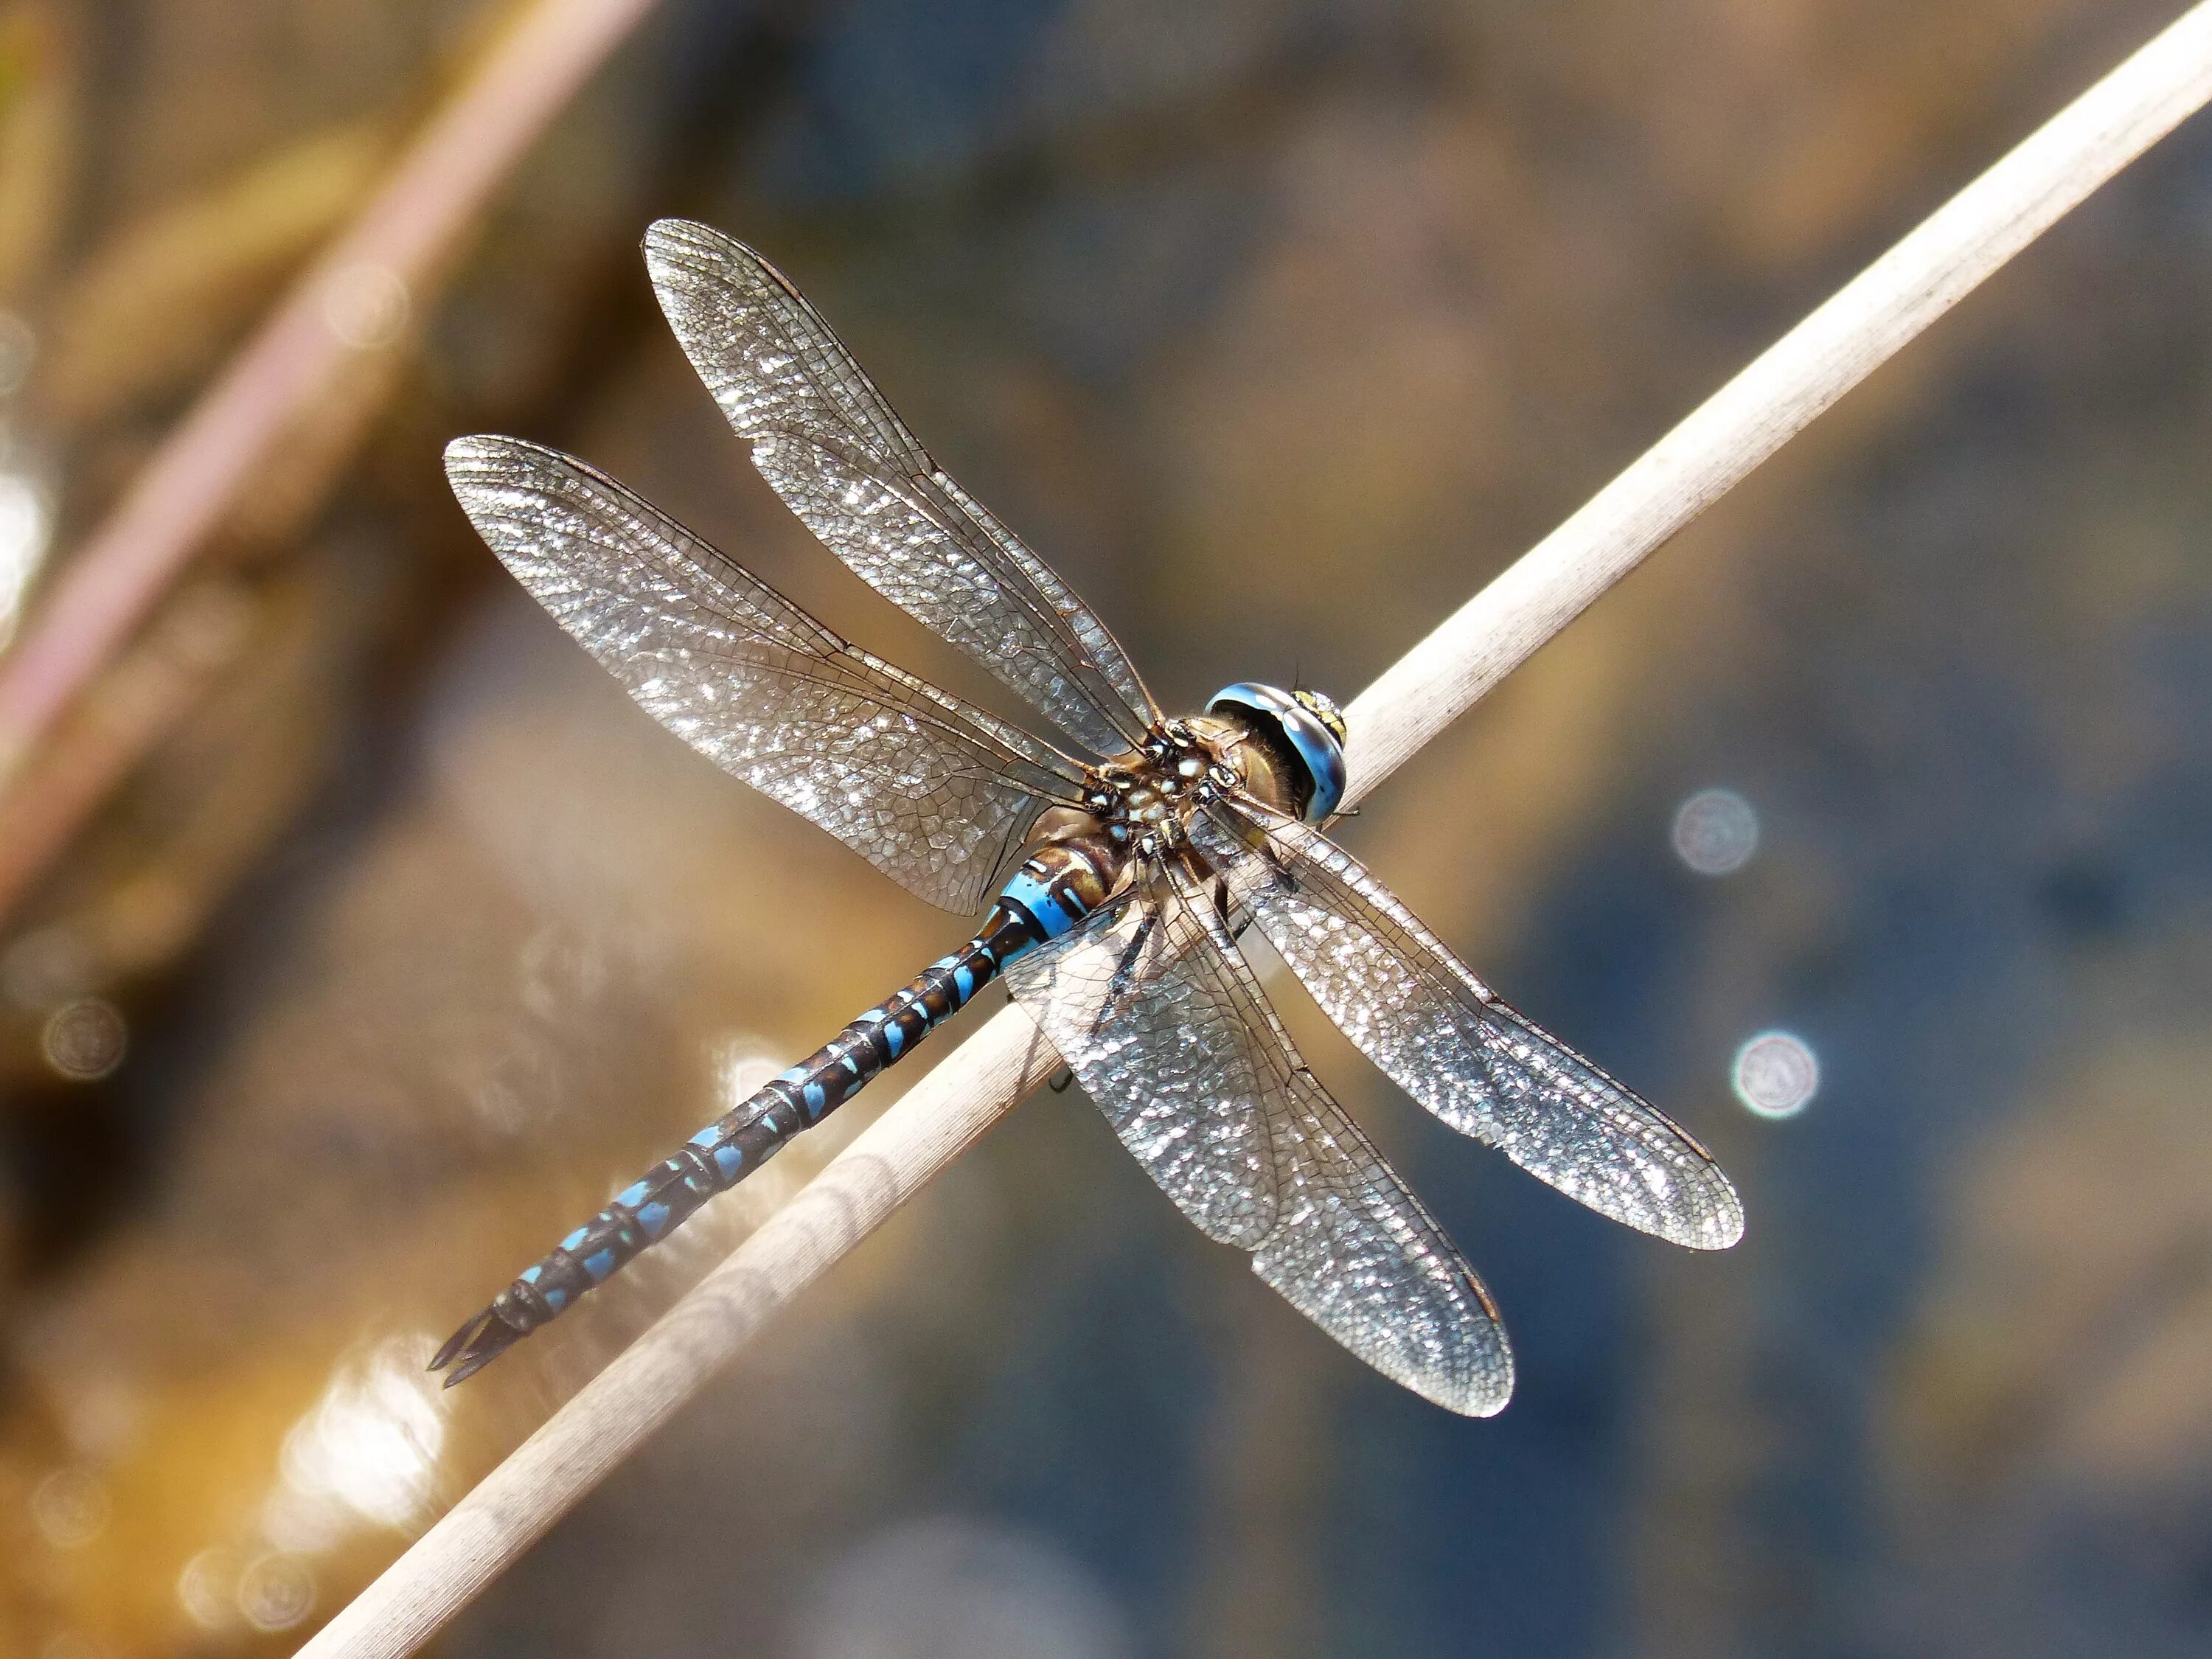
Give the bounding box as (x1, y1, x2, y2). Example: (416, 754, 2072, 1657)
(1090, 910, 1158, 1041)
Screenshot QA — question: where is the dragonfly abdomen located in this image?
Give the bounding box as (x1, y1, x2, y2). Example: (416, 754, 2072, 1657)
(431, 899, 1059, 1384)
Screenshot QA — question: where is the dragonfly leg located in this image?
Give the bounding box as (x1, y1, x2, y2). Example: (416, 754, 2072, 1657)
(1088, 911, 1157, 1042)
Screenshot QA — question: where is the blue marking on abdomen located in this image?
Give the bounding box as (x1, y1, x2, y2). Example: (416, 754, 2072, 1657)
(477, 921, 1037, 1361)
(1000, 868, 1079, 938)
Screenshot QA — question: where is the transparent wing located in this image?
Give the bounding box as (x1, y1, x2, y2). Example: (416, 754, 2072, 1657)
(1194, 801, 1745, 1251)
(1005, 866, 1282, 1248)
(1169, 859, 1513, 1416)
(644, 218, 1158, 757)
(446, 435, 1089, 915)
(1259, 1069, 1514, 1418)
(1009, 858, 1513, 1415)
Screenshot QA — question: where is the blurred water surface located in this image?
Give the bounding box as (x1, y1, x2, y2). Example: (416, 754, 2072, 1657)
(0, 1, 2207, 1655)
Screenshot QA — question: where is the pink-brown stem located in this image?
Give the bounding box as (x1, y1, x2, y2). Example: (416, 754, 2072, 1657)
(0, 0, 663, 785)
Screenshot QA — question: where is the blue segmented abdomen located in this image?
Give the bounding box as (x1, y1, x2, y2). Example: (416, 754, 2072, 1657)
(431, 899, 1053, 1383)
(995, 838, 1117, 941)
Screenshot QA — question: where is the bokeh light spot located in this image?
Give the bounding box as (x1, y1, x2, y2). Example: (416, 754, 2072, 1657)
(177, 1548, 241, 1630)
(30, 1468, 111, 1548)
(279, 1334, 446, 1535)
(0, 469, 52, 647)
(321, 261, 411, 349)
(1672, 787, 1760, 875)
(41, 999, 127, 1081)
(1733, 1030, 1819, 1117)
(716, 1036, 782, 1106)
(799, 1514, 1133, 1659)
(236, 1553, 316, 1632)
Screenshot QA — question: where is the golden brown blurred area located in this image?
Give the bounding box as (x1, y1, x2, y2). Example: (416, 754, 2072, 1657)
(0, 1, 2205, 1655)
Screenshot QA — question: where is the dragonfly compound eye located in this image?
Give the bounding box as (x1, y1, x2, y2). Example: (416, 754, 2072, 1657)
(1203, 682, 1347, 823)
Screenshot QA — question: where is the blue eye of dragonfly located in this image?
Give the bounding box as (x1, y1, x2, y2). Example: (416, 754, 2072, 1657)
(1206, 681, 1348, 824)
(430, 218, 1744, 1413)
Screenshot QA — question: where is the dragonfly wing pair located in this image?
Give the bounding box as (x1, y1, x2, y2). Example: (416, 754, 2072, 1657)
(446, 436, 1089, 915)
(1007, 858, 1514, 1415)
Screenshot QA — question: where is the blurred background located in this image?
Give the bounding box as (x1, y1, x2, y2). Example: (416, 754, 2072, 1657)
(0, 0, 2205, 1654)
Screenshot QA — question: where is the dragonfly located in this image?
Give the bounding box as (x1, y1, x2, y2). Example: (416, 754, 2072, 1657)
(431, 219, 1744, 1412)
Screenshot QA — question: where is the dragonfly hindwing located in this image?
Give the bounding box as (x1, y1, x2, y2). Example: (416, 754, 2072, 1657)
(1011, 858, 1514, 1416)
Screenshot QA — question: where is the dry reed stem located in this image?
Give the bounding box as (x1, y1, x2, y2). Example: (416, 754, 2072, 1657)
(299, 6, 2212, 1655)
(1346, 1, 2212, 794)
(0, 0, 664, 787)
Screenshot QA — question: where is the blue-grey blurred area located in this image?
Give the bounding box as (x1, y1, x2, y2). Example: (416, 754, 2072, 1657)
(0, 1, 2208, 1655)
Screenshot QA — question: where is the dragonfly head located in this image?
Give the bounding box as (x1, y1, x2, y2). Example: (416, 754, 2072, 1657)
(1206, 682, 1347, 823)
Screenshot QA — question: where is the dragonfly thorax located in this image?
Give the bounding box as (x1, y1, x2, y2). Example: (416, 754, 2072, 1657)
(1079, 720, 1236, 853)
(1000, 723, 1237, 942)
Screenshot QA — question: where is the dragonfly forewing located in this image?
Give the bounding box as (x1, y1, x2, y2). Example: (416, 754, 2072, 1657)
(643, 218, 1158, 757)
(1194, 801, 1745, 1251)
(445, 435, 1088, 916)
